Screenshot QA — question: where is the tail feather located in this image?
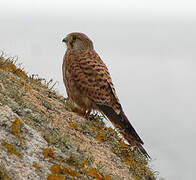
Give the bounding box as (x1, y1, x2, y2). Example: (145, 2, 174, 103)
(97, 104, 150, 158)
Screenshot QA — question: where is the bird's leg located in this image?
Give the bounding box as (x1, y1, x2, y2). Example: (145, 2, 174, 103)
(85, 110, 101, 121)
(85, 109, 92, 118)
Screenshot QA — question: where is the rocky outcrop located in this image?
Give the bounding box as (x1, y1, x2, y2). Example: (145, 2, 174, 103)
(0, 55, 155, 180)
(0, 105, 51, 179)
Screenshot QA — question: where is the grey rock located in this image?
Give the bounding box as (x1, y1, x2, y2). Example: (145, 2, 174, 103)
(0, 105, 55, 180)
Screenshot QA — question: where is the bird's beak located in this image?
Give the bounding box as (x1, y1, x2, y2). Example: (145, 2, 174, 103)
(62, 37, 67, 43)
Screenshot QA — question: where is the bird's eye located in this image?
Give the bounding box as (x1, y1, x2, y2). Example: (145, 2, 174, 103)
(72, 36, 77, 41)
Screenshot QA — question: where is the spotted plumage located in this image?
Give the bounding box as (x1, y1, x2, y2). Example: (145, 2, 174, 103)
(62, 32, 149, 158)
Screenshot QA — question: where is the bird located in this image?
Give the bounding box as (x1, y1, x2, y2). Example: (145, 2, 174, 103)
(62, 32, 149, 158)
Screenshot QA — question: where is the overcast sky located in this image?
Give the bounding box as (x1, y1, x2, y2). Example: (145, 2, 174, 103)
(1, 0, 196, 16)
(0, 1, 196, 179)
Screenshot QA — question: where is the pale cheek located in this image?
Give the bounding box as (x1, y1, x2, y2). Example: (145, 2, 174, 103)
(74, 42, 81, 50)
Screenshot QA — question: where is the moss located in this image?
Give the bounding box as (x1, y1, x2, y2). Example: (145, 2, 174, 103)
(1, 141, 22, 158)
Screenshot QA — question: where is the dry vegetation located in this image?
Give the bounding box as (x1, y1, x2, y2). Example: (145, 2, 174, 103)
(0, 53, 156, 180)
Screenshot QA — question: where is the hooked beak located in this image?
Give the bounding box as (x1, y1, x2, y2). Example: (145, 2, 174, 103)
(62, 37, 67, 43)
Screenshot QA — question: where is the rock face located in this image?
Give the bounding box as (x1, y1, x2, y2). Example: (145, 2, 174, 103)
(0, 106, 51, 179)
(0, 55, 155, 180)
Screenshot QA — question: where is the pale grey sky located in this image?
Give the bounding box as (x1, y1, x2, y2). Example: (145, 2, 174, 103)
(0, 1, 196, 179)
(1, 0, 196, 16)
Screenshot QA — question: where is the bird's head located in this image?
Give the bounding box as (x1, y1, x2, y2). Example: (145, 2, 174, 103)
(62, 32, 94, 51)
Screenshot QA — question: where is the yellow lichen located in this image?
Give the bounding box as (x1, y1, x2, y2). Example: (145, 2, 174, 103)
(63, 167, 80, 178)
(95, 130, 108, 142)
(1, 141, 22, 157)
(123, 157, 132, 166)
(0, 167, 11, 180)
(4, 63, 17, 72)
(50, 164, 63, 174)
(89, 124, 98, 131)
(14, 68, 28, 79)
(19, 80, 32, 90)
(86, 167, 103, 179)
(68, 121, 78, 130)
(104, 176, 112, 180)
(80, 160, 90, 168)
(117, 139, 130, 149)
(49, 164, 80, 179)
(47, 174, 65, 180)
(11, 118, 23, 140)
(86, 167, 111, 180)
(0, 58, 28, 79)
(33, 162, 41, 171)
(0, 54, 156, 180)
(42, 148, 54, 159)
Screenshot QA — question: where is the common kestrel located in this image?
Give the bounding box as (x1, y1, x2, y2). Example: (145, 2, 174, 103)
(62, 32, 149, 158)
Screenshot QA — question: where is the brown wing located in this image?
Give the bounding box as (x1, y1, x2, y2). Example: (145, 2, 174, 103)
(68, 50, 121, 114)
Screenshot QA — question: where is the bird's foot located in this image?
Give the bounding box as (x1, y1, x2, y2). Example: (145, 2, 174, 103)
(86, 111, 100, 121)
(84, 110, 91, 117)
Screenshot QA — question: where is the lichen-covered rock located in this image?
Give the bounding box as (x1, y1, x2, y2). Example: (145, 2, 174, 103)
(0, 55, 155, 180)
(0, 105, 52, 179)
